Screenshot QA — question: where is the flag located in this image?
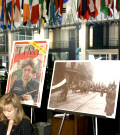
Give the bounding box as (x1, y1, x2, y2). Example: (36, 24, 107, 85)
(77, 0, 83, 19)
(100, 0, 114, 16)
(14, 0, 21, 28)
(6, 0, 14, 29)
(0, 0, 4, 29)
(0, 0, 2, 18)
(31, 0, 39, 24)
(55, 0, 63, 15)
(55, 0, 59, 15)
(77, 0, 89, 20)
(23, 0, 30, 24)
(116, 0, 120, 12)
(50, 0, 56, 25)
(3, 0, 7, 30)
(62, 0, 72, 18)
(96, 0, 101, 12)
(89, 0, 98, 18)
(82, 0, 89, 20)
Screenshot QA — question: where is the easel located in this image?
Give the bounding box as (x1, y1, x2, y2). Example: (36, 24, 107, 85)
(58, 113, 98, 135)
(92, 117, 98, 135)
(58, 113, 66, 135)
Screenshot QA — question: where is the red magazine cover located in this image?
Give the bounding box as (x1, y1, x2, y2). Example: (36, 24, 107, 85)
(6, 40, 49, 107)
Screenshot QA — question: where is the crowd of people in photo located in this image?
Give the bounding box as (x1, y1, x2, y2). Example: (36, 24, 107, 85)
(57, 70, 117, 116)
(70, 79, 116, 96)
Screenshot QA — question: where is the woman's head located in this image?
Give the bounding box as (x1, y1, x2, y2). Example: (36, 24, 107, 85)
(0, 93, 25, 124)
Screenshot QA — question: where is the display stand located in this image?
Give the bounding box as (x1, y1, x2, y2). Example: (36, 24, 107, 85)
(56, 113, 98, 135)
(92, 117, 98, 135)
(58, 113, 67, 135)
(95, 117, 98, 135)
(31, 107, 34, 124)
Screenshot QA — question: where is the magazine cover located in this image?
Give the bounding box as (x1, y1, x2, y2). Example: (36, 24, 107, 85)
(48, 60, 120, 118)
(6, 40, 49, 107)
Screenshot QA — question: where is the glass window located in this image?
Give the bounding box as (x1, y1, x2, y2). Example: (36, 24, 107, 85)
(89, 54, 109, 60)
(111, 54, 119, 60)
(26, 30, 32, 36)
(19, 35, 25, 40)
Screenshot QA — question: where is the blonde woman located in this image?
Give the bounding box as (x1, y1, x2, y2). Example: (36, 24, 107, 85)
(0, 93, 34, 135)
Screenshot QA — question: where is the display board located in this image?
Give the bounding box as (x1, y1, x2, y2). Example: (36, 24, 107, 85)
(6, 40, 49, 107)
(48, 60, 120, 118)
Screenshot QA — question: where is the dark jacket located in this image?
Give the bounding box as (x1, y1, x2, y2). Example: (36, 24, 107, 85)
(0, 118, 35, 135)
(10, 78, 39, 102)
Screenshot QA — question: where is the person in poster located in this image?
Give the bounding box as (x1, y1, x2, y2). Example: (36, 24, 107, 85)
(10, 58, 39, 103)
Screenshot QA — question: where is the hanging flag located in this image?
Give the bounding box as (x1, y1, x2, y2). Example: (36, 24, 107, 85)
(55, 0, 63, 15)
(96, 0, 101, 12)
(116, 0, 120, 12)
(6, 0, 14, 29)
(62, 0, 72, 19)
(31, 0, 39, 24)
(82, 0, 89, 20)
(3, 0, 7, 30)
(50, 0, 56, 25)
(77, 0, 83, 19)
(89, 0, 98, 18)
(55, 0, 59, 15)
(0, 0, 2, 18)
(0, 0, 4, 29)
(39, 0, 44, 18)
(101, 0, 114, 16)
(23, 0, 30, 24)
(14, 0, 21, 28)
(46, 0, 50, 17)
(59, 0, 63, 15)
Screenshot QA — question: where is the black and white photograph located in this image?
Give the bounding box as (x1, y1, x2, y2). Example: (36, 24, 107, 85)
(48, 60, 120, 118)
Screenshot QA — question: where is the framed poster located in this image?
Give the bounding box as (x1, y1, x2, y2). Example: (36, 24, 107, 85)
(48, 60, 120, 118)
(6, 40, 49, 107)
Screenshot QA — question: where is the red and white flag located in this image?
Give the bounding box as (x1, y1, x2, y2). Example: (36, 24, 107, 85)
(14, 0, 21, 28)
(89, 0, 99, 18)
(31, 0, 39, 24)
(96, 0, 101, 12)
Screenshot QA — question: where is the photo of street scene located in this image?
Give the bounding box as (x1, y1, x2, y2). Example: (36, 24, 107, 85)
(48, 60, 120, 118)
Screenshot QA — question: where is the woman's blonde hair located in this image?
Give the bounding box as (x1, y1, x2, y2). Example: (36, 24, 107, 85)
(0, 93, 29, 125)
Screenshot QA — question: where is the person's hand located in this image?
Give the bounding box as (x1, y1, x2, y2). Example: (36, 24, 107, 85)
(22, 94, 33, 101)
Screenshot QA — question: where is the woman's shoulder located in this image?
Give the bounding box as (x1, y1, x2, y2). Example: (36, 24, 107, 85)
(20, 118, 31, 125)
(0, 121, 7, 129)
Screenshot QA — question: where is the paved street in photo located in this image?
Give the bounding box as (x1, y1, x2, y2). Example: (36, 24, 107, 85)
(49, 90, 107, 117)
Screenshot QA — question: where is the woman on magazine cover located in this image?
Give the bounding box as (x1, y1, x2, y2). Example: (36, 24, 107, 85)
(0, 93, 34, 135)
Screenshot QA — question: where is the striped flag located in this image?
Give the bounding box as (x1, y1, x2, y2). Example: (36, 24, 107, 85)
(23, 0, 30, 24)
(82, 0, 89, 20)
(116, 0, 120, 12)
(6, 0, 14, 29)
(96, 0, 101, 12)
(3, 0, 7, 30)
(50, 0, 56, 25)
(31, 0, 39, 24)
(55, 0, 63, 15)
(0, 0, 4, 29)
(77, 0, 89, 20)
(0, 0, 2, 18)
(77, 0, 83, 19)
(101, 0, 114, 16)
(89, 0, 98, 18)
(14, 0, 21, 28)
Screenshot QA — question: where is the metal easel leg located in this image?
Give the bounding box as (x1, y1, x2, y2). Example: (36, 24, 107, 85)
(58, 113, 66, 135)
(95, 117, 98, 135)
(92, 117, 98, 135)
